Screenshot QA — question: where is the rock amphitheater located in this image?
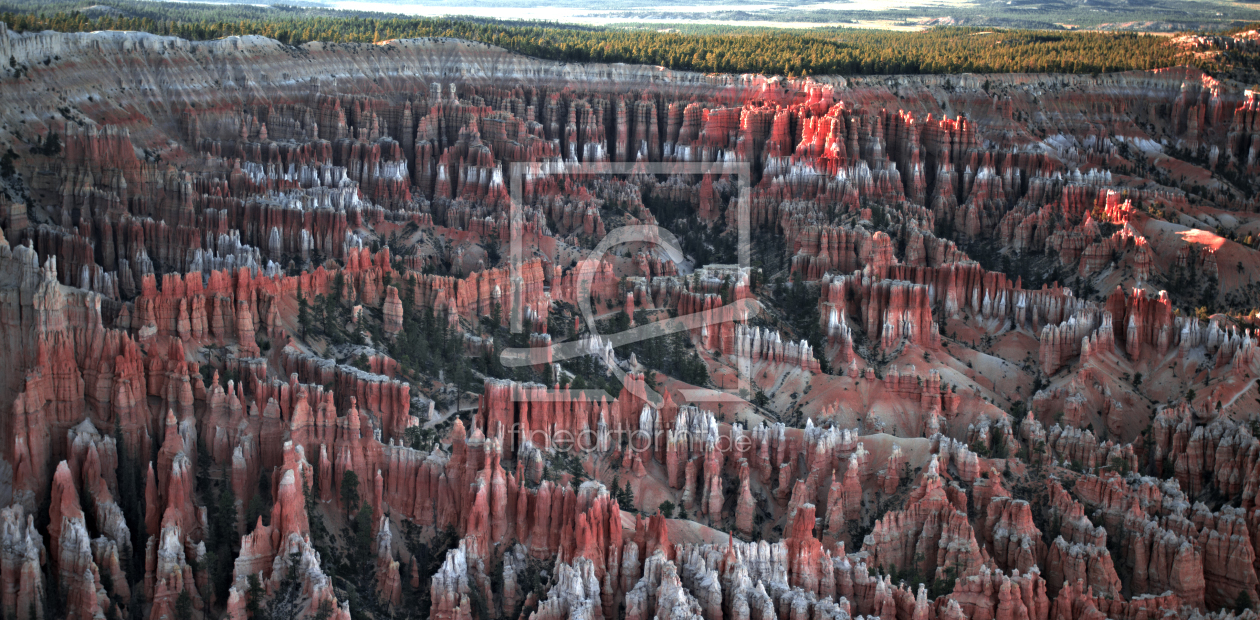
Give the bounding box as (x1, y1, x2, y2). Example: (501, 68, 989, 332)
(0, 22, 1259, 620)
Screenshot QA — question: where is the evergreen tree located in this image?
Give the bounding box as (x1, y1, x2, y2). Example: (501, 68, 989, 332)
(354, 503, 374, 564)
(113, 424, 142, 582)
(246, 573, 267, 620)
(332, 270, 346, 303)
(618, 481, 636, 510)
(174, 590, 193, 620)
(312, 600, 335, 620)
(297, 283, 311, 336)
(33, 130, 61, 156)
(658, 500, 675, 518)
(489, 301, 503, 331)
(340, 469, 360, 519)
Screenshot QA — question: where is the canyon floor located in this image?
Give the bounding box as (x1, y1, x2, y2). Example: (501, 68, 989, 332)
(0, 21, 1259, 620)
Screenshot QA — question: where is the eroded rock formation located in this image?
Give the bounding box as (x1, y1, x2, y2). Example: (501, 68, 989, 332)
(0, 22, 1258, 620)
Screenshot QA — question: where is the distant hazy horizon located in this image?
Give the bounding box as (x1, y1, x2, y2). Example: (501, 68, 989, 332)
(295, 0, 1260, 32)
